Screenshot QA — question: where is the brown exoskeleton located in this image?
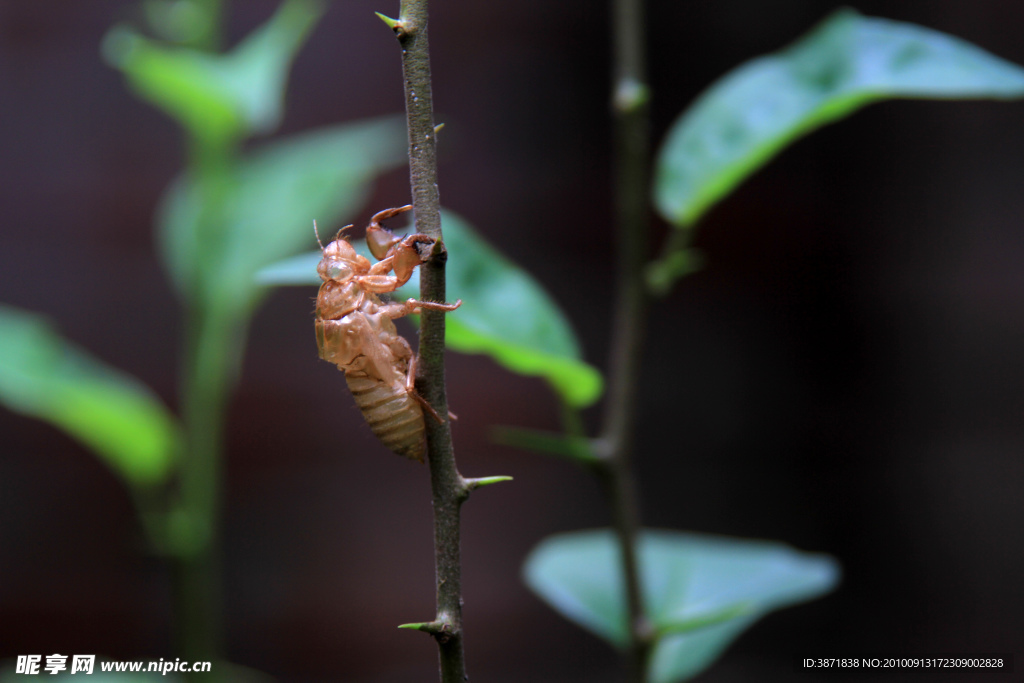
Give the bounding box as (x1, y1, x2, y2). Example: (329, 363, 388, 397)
(315, 205, 461, 462)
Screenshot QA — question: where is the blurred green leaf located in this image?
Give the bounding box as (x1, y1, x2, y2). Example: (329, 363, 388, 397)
(142, 0, 219, 47)
(158, 116, 407, 312)
(253, 249, 321, 286)
(0, 305, 181, 487)
(103, 23, 240, 144)
(524, 529, 839, 683)
(220, 0, 324, 134)
(655, 9, 1024, 229)
(257, 210, 604, 407)
(104, 0, 324, 145)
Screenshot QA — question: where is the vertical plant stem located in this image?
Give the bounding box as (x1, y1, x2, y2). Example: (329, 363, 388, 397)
(390, 2, 467, 681)
(600, 0, 652, 680)
(174, 308, 238, 677)
(169, 138, 240, 679)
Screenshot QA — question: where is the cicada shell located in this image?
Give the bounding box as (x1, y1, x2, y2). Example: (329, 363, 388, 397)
(314, 206, 461, 461)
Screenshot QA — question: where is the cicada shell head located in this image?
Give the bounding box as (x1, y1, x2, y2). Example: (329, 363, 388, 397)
(318, 237, 369, 283)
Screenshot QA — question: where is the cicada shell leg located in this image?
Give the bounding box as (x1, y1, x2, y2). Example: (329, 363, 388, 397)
(404, 352, 445, 425)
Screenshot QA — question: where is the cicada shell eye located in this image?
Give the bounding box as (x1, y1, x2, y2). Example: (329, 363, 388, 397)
(325, 259, 353, 281)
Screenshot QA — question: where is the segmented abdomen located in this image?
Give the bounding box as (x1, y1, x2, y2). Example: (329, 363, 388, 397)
(345, 375, 425, 462)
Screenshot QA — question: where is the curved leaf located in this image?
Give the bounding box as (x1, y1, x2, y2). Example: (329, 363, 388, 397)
(524, 528, 839, 683)
(103, 0, 325, 145)
(655, 9, 1024, 228)
(0, 305, 181, 487)
(437, 211, 603, 407)
(256, 211, 604, 407)
(159, 116, 407, 312)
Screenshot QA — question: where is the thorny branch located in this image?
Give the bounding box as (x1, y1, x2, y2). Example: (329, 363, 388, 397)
(384, 2, 466, 681)
(597, 0, 655, 680)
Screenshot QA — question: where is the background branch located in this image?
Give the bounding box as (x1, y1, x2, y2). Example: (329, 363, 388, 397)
(600, 0, 654, 679)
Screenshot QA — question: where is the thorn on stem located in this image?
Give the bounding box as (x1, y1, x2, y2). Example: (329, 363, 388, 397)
(459, 475, 514, 500)
(397, 619, 455, 643)
(466, 476, 514, 490)
(398, 620, 443, 633)
(374, 11, 405, 36)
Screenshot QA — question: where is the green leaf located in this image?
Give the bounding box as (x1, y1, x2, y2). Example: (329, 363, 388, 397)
(523, 529, 839, 683)
(423, 211, 603, 407)
(0, 305, 181, 487)
(220, 0, 325, 134)
(256, 210, 604, 407)
(142, 0, 220, 48)
(655, 9, 1024, 228)
(159, 116, 407, 313)
(104, 0, 324, 145)
(254, 249, 322, 286)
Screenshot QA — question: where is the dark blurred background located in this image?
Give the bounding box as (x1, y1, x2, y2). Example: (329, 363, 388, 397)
(1, 0, 1022, 681)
